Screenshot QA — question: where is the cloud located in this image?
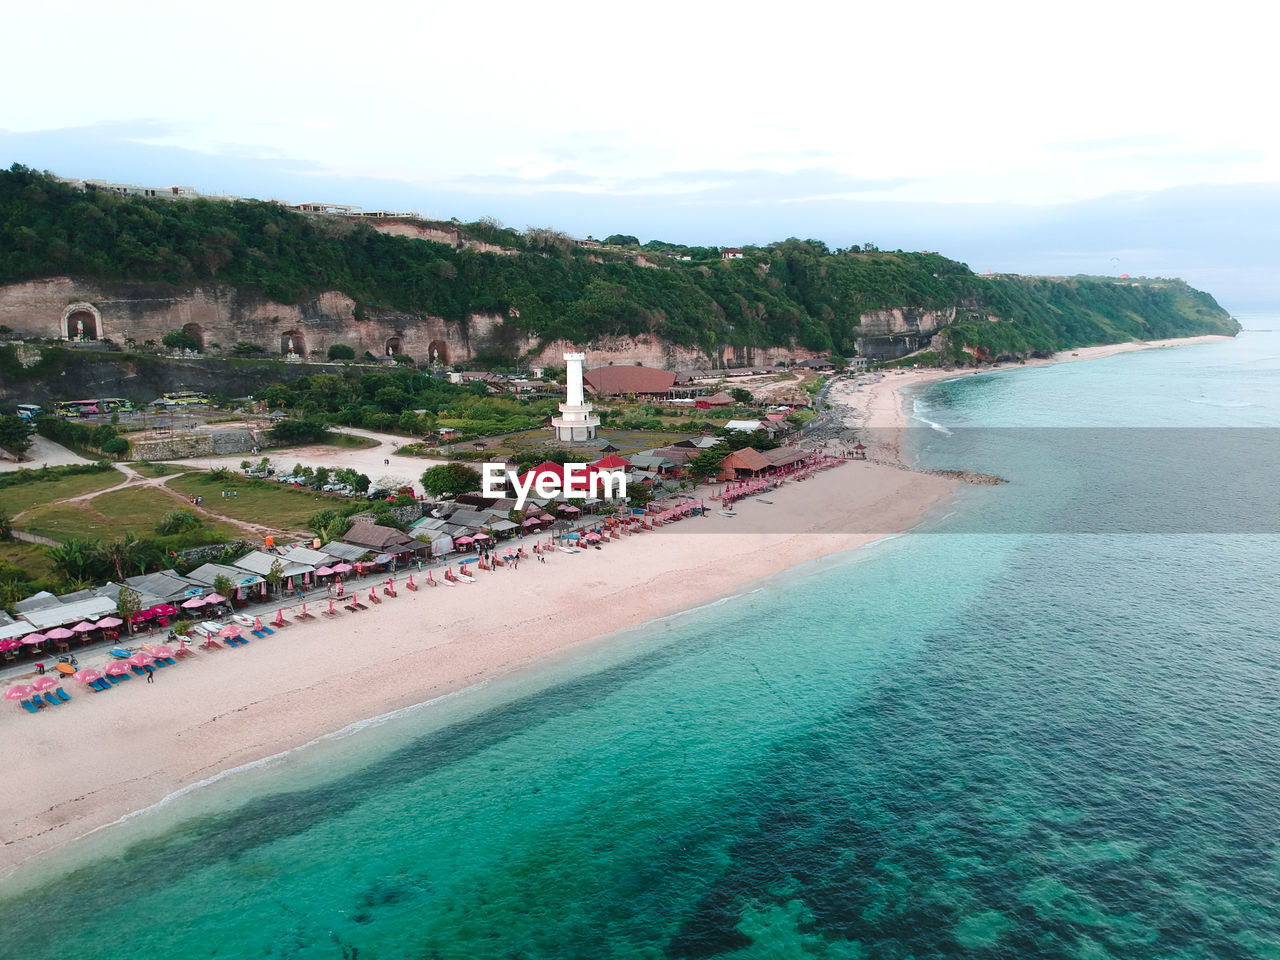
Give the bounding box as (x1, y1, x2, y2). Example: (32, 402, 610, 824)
(1048, 134, 1181, 152)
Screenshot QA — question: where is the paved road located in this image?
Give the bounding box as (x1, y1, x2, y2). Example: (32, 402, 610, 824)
(0, 436, 94, 473)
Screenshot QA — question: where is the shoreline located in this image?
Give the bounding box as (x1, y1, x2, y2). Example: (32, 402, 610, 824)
(0, 332, 1228, 880)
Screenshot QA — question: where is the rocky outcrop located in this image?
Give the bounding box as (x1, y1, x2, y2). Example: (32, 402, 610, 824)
(529, 336, 819, 373)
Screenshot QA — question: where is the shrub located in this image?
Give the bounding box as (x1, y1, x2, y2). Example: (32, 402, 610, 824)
(155, 508, 202, 536)
(327, 344, 356, 361)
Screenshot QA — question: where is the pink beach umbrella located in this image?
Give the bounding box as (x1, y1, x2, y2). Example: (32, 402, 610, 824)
(128, 652, 155, 667)
(4, 684, 33, 701)
(104, 662, 131, 677)
(334, 563, 352, 574)
(74, 668, 103, 685)
(181, 596, 206, 610)
(218, 625, 242, 638)
(45, 627, 76, 640)
(316, 566, 334, 577)
(149, 645, 176, 658)
(30, 676, 57, 692)
(71, 621, 97, 634)
(97, 616, 123, 628)
(205, 593, 227, 604)
(0, 640, 20, 652)
(473, 532, 490, 541)
(20, 633, 46, 646)
(286, 577, 294, 592)
(253, 617, 265, 631)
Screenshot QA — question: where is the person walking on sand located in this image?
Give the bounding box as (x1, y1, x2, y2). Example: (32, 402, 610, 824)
(146, 668, 154, 684)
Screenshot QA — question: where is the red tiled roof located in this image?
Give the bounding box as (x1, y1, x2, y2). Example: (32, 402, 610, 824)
(582, 365, 677, 396)
(591, 454, 630, 470)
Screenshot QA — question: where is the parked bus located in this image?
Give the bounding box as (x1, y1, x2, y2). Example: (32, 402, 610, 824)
(160, 391, 209, 406)
(97, 397, 133, 414)
(52, 399, 105, 418)
(15, 404, 42, 420)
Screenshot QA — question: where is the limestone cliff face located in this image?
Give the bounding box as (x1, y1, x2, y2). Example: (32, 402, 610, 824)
(0, 278, 828, 372)
(0, 277, 479, 366)
(530, 336, 819, 372)
(856, 306, 955, 337)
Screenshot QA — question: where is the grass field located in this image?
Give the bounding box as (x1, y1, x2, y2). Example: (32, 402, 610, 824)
(20, 487, 241, 542)
(167, 473, 350, 533)
(0, 540, 56, 582)
(0, 469, 126, 517)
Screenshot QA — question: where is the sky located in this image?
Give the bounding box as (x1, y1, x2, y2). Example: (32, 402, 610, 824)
(3, 0, 1276, 310)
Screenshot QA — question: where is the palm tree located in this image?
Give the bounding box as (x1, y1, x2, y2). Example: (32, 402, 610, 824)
(47, 538, 102, 583)
(99, 532, 145, 581)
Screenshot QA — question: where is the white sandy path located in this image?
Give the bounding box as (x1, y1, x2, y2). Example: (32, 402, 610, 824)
(0, 460, 955, 875)
(164, 427, 446, 496)
(0, 436, 93, 473)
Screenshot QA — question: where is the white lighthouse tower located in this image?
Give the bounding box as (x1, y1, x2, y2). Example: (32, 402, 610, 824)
(551, 352, 600, 442)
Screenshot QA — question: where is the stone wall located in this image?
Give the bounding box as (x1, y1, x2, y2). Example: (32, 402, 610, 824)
(131, 434, 215, 461)
(176, 539, 260, 567)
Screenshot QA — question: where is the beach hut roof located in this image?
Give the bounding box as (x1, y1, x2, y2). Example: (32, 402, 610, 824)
(763, 447, 808, 467)
(343, 518, 415, 550)
(186, 562, 265, 587)
(281, 546, 339, 567)
(720, 448, 772, 472)
(232, 551, 314, 579)
(126, 571, 203, 603)
(724, 419, 764, 433)
(18, 596, 118, 632)
(318, 541, 371, 562)
(703, 391, 735, 405)
(13, 591, 61, 613)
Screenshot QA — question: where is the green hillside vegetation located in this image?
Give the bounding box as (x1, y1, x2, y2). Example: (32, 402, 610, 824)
(0, 164, 1238, 360)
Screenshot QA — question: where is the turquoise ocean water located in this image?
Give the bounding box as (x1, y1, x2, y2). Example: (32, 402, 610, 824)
(3, 326, 1279, 959)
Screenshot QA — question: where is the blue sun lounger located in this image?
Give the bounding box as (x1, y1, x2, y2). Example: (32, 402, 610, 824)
(21, 699, 38, 714)
(91, 678, 111, 691)
(257, 625, 275, 635)
(55, 687, 71, 702)
(152, 658, 169, 668)
(41, 693, 61, 707)
(250, 629, 266, 638)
